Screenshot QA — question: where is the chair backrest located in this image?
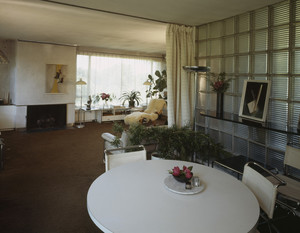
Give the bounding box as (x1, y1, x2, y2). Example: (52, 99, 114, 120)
(284, 144, 300, 170)
(242, 163, 278, 219)
(105, 145, 146, 172)
(144, 99, 166, 115)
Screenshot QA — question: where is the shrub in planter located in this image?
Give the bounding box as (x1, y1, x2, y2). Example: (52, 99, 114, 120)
(111, 122, 231, 162)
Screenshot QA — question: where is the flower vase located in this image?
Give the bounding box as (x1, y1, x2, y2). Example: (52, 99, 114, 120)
(216, 92, 224, 118)
(103, 100, 109, 109)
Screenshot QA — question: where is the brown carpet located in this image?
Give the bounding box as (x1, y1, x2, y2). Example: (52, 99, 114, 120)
(0, 122, 113, 233)
(2, 121, 299, 233)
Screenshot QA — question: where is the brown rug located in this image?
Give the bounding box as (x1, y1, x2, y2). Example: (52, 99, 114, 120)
(0, 122, 114, 233)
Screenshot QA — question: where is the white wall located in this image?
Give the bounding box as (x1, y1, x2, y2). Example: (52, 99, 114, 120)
(0, 41, 77, 129)
(0, 40, 14, 103)
(14, 41, 76, 105)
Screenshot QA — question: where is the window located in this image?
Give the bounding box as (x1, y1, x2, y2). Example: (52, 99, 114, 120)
(76, 52, 165, 107)
(196, 0, 300, 173)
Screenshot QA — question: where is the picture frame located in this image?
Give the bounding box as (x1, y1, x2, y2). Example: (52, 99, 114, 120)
(239, 80, 271, 122)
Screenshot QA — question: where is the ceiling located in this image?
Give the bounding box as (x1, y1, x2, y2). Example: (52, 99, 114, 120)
(0, 0, 283, 55)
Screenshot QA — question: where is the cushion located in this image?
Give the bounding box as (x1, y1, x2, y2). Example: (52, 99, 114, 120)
(124, 112, 159, 125)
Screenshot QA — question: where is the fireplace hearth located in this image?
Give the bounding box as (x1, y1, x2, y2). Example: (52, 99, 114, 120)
(27, 104, 66, 131)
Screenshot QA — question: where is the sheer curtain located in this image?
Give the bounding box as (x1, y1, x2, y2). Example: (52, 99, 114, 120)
(76, 52, 165, 107)
(166, 24, 196, 127)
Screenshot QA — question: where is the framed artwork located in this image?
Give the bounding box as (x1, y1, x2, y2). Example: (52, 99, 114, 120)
(239, 80, 271, 122)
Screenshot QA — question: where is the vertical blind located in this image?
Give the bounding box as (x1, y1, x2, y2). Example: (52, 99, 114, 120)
(196, 0, 300, 172)
(76, 52, 165, 107)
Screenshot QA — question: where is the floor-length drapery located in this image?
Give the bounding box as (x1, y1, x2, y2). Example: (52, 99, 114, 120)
(166, 24, 196, 127)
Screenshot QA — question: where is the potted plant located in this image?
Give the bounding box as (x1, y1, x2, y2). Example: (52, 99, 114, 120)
(119, 90, 142, 107)
(146, 70, 167, 99)
(110, 122, 231, 163)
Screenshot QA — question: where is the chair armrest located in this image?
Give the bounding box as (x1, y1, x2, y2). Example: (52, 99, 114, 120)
(101, 133, 116, 143)
(246, 161, 287, 188)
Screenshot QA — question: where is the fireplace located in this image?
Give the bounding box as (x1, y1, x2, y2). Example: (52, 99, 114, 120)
(27, 104, 66, 131)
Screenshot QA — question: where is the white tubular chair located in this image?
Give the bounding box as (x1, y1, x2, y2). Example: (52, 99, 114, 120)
(104, 145, 146, 172)
(102, 131, 129, 150)
(242, 162, 286, 233)
(101, 131, 129, 162)
(268, 144, 300, 216)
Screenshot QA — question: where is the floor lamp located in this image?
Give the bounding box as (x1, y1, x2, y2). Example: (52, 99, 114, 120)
(76, 78, 87, 128)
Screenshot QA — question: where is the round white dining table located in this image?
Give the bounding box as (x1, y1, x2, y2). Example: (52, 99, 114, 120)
(87, 160, 259, 233)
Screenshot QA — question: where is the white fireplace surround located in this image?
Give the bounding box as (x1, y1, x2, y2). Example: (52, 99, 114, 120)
(0, 40, 77, 130)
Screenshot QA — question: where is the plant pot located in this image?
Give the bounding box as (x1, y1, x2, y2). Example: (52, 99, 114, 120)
(129, 100, 135, 108)
(172, 173, 193, 183)
(151, 152, 164, 160)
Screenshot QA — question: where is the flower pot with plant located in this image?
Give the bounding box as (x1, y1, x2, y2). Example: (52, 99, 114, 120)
(169, 165, 193, 182)
(119, 90, 142, 108)
(92, 92, 113, 108)
(109, 122, 231, 163)
(208, 72, 232, 118)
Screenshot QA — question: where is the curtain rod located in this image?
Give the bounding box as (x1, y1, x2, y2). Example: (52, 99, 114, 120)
(77, 48, 166, 60)
(18, 39, 77, 47)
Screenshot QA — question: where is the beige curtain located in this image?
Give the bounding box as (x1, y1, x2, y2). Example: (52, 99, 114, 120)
(166, 24, 196, 127)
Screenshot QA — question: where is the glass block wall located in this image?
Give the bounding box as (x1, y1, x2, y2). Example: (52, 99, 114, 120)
(196, 0, 300, 172)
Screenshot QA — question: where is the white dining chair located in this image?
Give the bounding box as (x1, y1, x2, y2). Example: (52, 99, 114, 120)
(267, 144, 300, 216)
(104, 145, 146, 172)
(242, 162, 286, 233)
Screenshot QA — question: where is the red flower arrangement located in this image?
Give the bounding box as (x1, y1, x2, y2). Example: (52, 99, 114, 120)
(100, 93, 111, 101)
(169, 165, 193, 182)
(209, 72, 231, 93)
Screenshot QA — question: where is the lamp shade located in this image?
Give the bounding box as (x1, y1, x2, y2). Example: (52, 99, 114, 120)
(76, 78, 87, 85)
(143, 81, 152, 86)
(183, 66, 210, 73)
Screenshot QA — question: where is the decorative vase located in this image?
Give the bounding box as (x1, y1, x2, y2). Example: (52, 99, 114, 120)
(216, 92, 224, 118)
(103, 100, 109, 109)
